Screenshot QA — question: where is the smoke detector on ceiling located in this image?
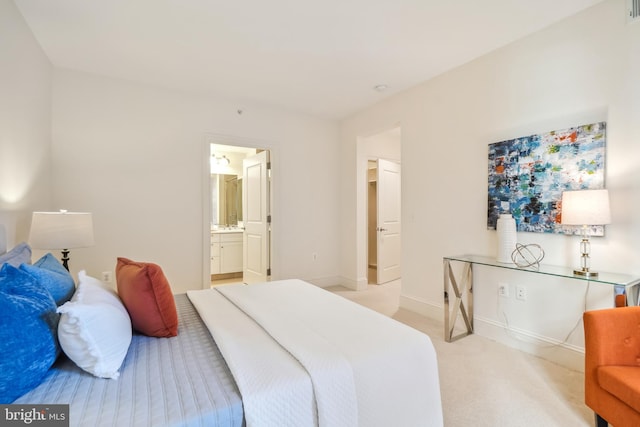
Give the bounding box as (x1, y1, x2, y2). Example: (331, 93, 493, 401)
(628, 0, 640, 23)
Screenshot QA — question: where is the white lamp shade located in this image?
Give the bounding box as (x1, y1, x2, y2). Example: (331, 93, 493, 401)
(29, 211, 94, 249)
(561, 189, 611, 226)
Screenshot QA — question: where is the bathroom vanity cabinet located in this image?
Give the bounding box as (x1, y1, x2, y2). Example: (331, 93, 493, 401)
(211, 231, 243, 276)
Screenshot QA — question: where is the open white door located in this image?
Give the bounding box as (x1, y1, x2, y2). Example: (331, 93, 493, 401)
(243, 150, 270, 284)
(376, 158, 401, 284)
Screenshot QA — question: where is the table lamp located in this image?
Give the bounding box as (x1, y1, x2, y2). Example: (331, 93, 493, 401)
(560, 189, 611, 278)
(29, 210, 94, 271)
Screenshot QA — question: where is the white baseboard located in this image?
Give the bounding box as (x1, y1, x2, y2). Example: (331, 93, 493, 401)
(356, 277, 368, 291)
(305, 275, 343, 288)
(305, 275, 369, 290)
(474, 316, 585, 372)
(399, 294, 443, 323)
(398, 295, 585, 372)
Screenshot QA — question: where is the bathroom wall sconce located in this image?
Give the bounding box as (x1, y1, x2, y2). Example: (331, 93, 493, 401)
(212, 155, 230, 166)
(561, 189, 611, 278)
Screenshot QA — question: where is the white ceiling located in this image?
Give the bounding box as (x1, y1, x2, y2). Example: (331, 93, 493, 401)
(14, 0, 605, 119)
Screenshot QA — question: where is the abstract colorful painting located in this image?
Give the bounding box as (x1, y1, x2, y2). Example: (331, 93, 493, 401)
(487, 122, 606, 235)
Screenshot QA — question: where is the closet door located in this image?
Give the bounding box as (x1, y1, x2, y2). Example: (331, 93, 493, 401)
(377, 158, 401, 284)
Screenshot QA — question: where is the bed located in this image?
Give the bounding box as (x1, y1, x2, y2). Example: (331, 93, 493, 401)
(1, 230, 443, 426)
(13, 293, 244, 426)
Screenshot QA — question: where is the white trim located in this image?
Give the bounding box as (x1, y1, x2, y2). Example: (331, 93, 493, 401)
(202, 139, 212, 289)
(397, 296, 585, 372)
(356, 277, 368, 291)
(202, 133, 275, 289)
(399, 294, 442, 322)
(474, 316, 585, 372)
(305, 275, 344, 288)
(355, 125, 402, 289)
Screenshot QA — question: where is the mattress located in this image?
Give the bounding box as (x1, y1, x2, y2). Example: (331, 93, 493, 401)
(189, 280, 444, 427)
(14, 294, 244, 427)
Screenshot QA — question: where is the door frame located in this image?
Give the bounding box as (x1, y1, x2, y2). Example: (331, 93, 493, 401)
(375, 158, 402, 284)
(201, 134, 274, 288)
(357, 126, 401, 290)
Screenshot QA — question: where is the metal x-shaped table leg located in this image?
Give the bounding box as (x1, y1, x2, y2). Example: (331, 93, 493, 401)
(443, 259, 473, 342)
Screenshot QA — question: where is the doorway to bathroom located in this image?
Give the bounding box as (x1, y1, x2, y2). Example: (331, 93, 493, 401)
(204, 136, 271, 288)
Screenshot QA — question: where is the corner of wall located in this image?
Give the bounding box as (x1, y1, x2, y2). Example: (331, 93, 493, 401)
(399, 294, 443, 322)
(305, 275, 345, 288)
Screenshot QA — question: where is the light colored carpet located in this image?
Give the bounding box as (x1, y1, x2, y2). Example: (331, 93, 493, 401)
(327, 281, 593, 427)
(327, 280, 402, 317)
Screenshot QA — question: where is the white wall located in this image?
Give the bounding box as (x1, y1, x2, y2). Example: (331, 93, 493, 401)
(340, 0, 640, 369)
(0, 0, 52, 246)
(51, 69, 342, 292)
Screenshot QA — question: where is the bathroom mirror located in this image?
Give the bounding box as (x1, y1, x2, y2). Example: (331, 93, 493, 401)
(211, 174, 243, 227)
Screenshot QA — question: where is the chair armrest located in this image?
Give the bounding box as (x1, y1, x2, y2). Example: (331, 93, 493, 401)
(584, 307, 640, 369)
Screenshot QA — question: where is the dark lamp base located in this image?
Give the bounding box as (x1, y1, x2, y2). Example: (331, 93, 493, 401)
(61, 249, 70, 271)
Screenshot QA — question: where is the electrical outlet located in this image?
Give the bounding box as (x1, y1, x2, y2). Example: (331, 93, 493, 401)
(498, 283, 509, 298)
(102, 271, 112, 282)
(516, 285, 527, 301)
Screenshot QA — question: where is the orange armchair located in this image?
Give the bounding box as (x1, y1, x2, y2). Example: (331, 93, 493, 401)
(584, 307, 640, 427)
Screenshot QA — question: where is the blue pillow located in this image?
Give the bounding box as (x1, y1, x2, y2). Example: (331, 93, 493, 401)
(20, 253, 75, 305)
(0, 264, 60, 403)
(0, 242, 31, 267)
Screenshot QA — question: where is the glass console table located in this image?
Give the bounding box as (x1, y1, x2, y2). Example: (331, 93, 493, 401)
(443, 254, 640, 342)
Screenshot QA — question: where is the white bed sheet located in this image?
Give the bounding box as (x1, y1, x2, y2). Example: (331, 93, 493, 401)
(188, 279, 443, 427)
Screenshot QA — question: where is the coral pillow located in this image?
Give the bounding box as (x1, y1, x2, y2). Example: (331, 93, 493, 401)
(0, 264, 59, 403)
(115, 257, 178, 337)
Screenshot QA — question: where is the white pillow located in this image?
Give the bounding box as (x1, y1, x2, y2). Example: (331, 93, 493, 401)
(57, 271, 132, 379)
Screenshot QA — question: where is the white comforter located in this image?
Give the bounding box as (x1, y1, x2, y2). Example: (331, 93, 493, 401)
(187, 279, 443, 427)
